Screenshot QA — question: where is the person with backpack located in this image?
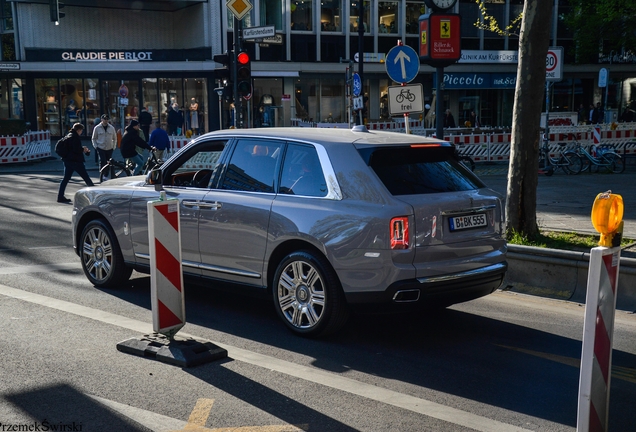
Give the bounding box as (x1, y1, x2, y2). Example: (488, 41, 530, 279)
(92, 114, 117, 182)
(57, 123, 95, 203)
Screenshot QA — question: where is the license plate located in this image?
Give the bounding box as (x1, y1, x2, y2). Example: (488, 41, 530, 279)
(449, 213, 487, 231)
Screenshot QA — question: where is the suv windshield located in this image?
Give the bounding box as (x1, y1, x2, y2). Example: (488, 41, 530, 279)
(360, 146, 485, 195)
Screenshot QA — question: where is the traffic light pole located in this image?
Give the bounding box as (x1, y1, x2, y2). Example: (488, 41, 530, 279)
(233, 17, 242, 128)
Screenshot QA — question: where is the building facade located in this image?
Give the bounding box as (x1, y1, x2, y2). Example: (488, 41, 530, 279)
(1, 0, 635, 138)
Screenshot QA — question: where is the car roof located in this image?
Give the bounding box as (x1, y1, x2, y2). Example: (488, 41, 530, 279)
(195, 126, 451, 148)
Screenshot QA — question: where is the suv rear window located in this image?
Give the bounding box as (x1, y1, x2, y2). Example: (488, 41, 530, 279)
(360, 146, 485, 195)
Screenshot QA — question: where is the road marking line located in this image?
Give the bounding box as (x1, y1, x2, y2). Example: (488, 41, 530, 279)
(187, 398, 215, 428)
(0, 283, 532, 432)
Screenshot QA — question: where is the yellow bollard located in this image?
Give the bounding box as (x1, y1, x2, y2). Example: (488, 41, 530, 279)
(591, 190, 624, 247)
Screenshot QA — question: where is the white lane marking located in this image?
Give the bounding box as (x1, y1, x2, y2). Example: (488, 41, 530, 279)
(0, 263, 79, 275)
(0, 282, 532, 432)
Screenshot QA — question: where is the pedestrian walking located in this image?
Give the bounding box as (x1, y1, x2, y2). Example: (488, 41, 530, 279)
(92, 114, 117, 182)
(57, 123, 94, 203)
(148, 120, 170, 160)
(120, 119, 156, 175)
(138, 107, 152, 142)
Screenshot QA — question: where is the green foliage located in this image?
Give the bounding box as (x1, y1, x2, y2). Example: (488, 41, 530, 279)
(564, 0, 636, 64)
(474, 0, 522, 37)
(507, 229, 633, 251)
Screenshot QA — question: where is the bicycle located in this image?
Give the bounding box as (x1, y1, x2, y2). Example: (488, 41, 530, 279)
(538, 140, 583, 176)
(139, 150, 163, 175)
(573, 142, 625, 174)
(99, 158, 133, 180)
(395, 89, 416, 103)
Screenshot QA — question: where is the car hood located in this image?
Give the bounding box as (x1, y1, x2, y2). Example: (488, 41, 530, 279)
(100, 176, 147, 187)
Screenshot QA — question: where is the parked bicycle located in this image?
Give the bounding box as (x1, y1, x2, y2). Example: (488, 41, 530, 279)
(573, 142, 625, 174)
(539, 139, 583, 176)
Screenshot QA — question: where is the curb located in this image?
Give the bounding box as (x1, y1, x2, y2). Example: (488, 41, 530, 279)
(506, 244, 636, 312)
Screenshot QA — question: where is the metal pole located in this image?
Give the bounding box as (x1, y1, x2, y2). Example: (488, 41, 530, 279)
(358, 1, 364, 125)
(233, 17, 240, 128)
(435, 67, 444, 140)
(544, 80, 551, 169)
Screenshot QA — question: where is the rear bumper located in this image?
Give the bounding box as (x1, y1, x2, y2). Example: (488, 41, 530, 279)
(344, 262, 507, 311)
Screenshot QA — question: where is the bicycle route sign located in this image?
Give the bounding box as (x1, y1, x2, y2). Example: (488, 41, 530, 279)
(385, 45, 420, 84)
(387, 83, 423, 116)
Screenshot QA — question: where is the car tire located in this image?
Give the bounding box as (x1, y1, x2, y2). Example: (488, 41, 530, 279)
(273, 250, 349, 337)
(80, 219, 132, 288)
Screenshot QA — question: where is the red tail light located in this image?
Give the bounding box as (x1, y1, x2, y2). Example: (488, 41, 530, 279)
(390, 217, 409, 249)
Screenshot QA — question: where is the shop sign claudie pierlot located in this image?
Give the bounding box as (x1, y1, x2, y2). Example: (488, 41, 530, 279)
(63, 50, 153, 61)
(25, 48, 210, 62)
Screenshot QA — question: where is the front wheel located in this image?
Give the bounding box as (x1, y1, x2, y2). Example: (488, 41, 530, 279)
(273, 251, 349, 337)
(562, 151, 582, 175)
(80, 219, 132, 288)
(605, 153, 625, 173)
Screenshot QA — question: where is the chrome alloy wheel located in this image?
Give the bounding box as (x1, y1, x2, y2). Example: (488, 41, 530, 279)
(82, 225, 114, 283)
(276, 260, 326, 330)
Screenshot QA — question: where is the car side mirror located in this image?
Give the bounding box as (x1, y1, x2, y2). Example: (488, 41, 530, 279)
(147, 167, 163, 189)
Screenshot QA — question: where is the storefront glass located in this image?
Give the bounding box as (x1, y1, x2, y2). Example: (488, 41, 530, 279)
(0, 78, 8, 118)
(260, 0, 283, 30)
(103, 80, 140, 132)
(321, 0, 342, 32)
(378, 1, 398, 34)
(291, 0, 313, 31)
(142, 78, 159, 127)
(253, 78, 283, 127)
(83, 78, 100, 136)
(405, 2, 424, 35)
(35, 78, 61, 136)
(160, 78, 184, 134)
(349, 0, 370, 33)
(60, 78, 84, 133)
(184, 78, 208, 134)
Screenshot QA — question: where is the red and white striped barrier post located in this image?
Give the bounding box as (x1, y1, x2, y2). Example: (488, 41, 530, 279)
(148, 191, 185, 338)
(577, 192, 624, 432)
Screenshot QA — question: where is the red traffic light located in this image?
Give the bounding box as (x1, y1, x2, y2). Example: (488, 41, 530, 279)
(237, 51, 250, 65)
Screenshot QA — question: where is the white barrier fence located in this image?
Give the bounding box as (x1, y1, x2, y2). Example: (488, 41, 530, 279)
(292, 119, 636, 164)
(0, 131, 51, 164)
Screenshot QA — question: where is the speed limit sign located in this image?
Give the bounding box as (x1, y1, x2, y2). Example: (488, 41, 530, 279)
(546, 47, 563, 82)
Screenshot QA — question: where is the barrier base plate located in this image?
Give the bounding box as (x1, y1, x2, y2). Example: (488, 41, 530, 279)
(116, 333, 228, 368)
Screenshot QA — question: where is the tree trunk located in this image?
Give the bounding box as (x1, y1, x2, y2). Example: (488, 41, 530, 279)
(505, 0, 554, 238)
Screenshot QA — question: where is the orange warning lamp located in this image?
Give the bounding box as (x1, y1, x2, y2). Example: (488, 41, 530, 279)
(591, 191, 624, 247)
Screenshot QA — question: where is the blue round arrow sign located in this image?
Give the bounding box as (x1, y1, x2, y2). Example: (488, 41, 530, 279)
(352, 73, 361, 97)
(385, 45, 419, 84)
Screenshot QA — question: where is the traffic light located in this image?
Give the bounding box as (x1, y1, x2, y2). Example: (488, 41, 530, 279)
(236, 51, 251, 98)
(49, 0, 65, 23)
(213, 51, 233, 83)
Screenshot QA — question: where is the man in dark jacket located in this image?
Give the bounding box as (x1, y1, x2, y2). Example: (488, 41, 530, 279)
(57, 123, 94, 203)
(138, 107, 152, 142)
(120, 119, 156, 175)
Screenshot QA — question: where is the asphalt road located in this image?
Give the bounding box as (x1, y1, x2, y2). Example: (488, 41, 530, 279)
(0, 168, 635, 431)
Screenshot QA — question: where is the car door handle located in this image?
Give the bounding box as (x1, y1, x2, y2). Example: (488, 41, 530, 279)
(182, 200, 200, 208)
(198, 201, 222, 210)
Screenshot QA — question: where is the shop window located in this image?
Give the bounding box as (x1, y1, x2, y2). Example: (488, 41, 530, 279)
(142, 78, 159, 130)
(406, 2, 424, 35)
(83, 79, 100, 136)
(103, 80, 140, 132)
(1, 33, 14, 61)
(378, 1, 398, 34)
(160, 78, 184, 135)
(1, 0, 15, 61)
(184, 78, 208, 135)
(260, 0, 283, 30)
(320, 0, 341, 32)
(459, 0, 479, 38)
(36, 79, 61, 136)
(349, 0, 370, 33)
(320, 78, 345, 123)
(291, 0, 313, 31)
(0, 78, 8, 118)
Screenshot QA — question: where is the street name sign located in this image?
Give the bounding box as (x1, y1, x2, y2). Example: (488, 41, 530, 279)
(243, 25, 275, 39)
(385, 45, 419, 84)
(387, 84, 424, 116)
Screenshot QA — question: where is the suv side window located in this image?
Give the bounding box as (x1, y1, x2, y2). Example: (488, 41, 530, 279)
(279, 143, 327, 197)
(220, 139, 283, 193)
(163, 140, 227, 188)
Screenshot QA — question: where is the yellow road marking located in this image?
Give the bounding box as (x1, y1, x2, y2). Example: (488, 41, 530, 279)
(498, 344, 636, 384)
(165, 398, 308, 432)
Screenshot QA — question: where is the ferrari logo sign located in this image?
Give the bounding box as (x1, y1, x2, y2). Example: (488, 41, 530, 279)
(227, 0, 252, 20)
(440, 19, 451, 38)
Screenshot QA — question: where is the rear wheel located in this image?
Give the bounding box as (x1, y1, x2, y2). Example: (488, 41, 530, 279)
(80, 219, 132, 288)
(273, 251, 349, 337)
